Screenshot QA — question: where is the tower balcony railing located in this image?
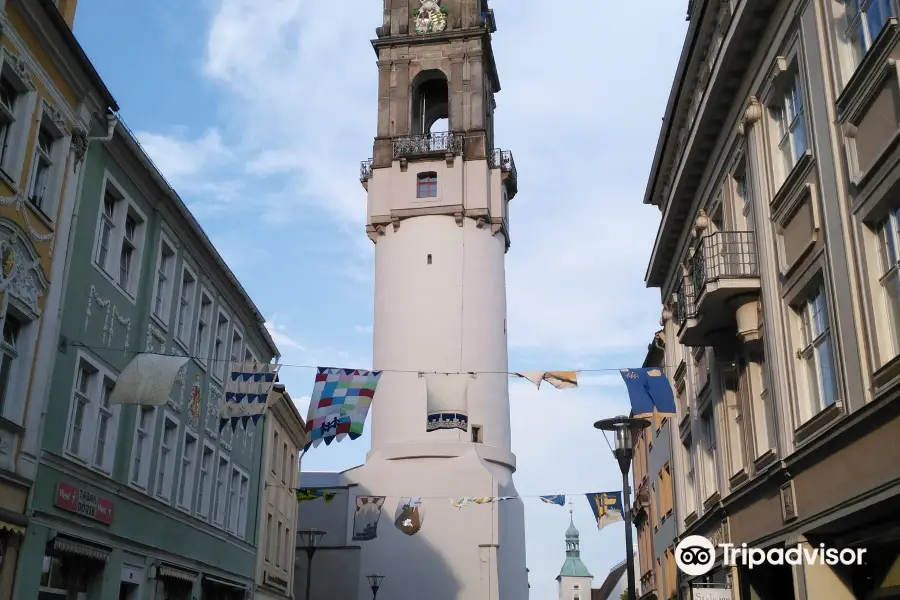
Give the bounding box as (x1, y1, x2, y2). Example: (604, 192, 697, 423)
(677, 230, 761, 347)
(392, 131, 464, 159)
(489, 149, 518, 195)
(360, 158, 373, 189)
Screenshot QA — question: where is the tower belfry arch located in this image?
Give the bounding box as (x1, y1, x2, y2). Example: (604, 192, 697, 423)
(350, 0, 525, 598)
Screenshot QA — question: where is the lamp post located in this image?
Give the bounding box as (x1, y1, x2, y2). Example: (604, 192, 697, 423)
(297, 529, 326, 600)
(594, 416, 651, 600)
(367, 573, 385, 599)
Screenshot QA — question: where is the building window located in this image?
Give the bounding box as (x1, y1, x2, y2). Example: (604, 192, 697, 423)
(176, 266, 197, 345)
(272, 430, 279, 475)
(282, 441, 289, 484)
(682, 435, 696, 517)
(844, 0, 895, 70)
(284, 526, 291, 568)
(0, 62, 33, 182)
(876, 208, 900, 359)
(131, 406, 156, 487)
(771, 67, 808, 186)
(265, 513, 273, 562)
(0, 313, 21, 417)
(0, 77, 19, 172)
(700, 406, 718, 500)
(178, 432, 198, 509)
(156, 414, 179, 500)
(227, 467, 241, 533)
(230, 328, 244, 366)
(153, 237, 176, 322)
(288, 452, 295, 488)
(796, 284, 838, 419)
(213, 311, 230, 381)
(276, 518, 284, 566)
(196, 292, 213, 361)
(213, 455, 229, 526)
(93, 176, 147, 297)
(692, 347, 709, 394)
(238, 472, 249, 537)
(659, 463, 673, 518)
(65, 354, 120, 472)
(197, 442, 215, 517)
(416, 172, 438, 198)
(27, 126, 55, 215)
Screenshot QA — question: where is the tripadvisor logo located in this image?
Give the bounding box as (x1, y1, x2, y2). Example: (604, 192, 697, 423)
(675, 535, 867, 576)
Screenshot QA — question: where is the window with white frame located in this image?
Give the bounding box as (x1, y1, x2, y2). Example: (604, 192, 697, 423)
(130, 406, 156, 488)
(177, 432, 198, 509)
(230, 327, 244, 366)
(213, 455, 229, 526)
(276, 518, 283, 566)
(176, 266, 196, 346)
(237, 471, 249, 537)
(287, 451, 295, 488)
(795, 284, 839, 420)
(876, 207, 900, 359)
(27, 125, 56, 215)
(700, 407, 718, 500)
(196, 292, 213, 361)
(155, 414, 179, 501)
(748, 353, 777, 457)
(93, 177, 147, 297)
(0, 58, 34, 181)
(65, 354, 120, 472)
(272, 430, 279, 475)
(244, 346, 257, 364)
(0, 313, 22, 418)
(770, 65, 809, 187)
(265, 513, 273, 562)
(153, 237, 176, 323)
(227, 466, 241, 534)
(196, 441, 215, 518)
(213, 311, 230, 381)
(283, 525, 291, 568)
(843, 0, 895, 72)
(682, 435, 697, 517)
(281, 441, 289, 484)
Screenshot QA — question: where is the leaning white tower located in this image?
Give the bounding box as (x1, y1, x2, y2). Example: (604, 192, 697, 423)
(345, 1, 527, 598)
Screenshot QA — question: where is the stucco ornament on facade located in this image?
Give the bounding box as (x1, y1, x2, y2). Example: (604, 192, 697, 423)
(0, 227, 48, 316)
(0, 192, 56, 254)
(84, 285, 131, 352)
(413, 0, 447, 33)
(206, 381, 222, 441)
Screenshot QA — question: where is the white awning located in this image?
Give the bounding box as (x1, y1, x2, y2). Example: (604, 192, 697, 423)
(159, 564, 196, 583)
(51, 537, 110, 562)
(110, 354, 190, 406)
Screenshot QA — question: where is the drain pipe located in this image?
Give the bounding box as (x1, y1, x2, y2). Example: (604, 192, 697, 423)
(23, 112, 119, 508)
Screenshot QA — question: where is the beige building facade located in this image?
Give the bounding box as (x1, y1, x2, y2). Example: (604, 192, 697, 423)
(643, 0, 900, 598)
(255, 383, 307, 600)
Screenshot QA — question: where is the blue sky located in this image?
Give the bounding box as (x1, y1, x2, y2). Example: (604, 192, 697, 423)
(74, 0, 687, 597)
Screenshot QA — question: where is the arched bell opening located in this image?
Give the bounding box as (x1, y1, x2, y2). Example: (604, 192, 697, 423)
(411, 69, 449, 135)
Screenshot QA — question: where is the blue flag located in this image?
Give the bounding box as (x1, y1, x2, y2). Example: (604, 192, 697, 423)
(619, 368, 676, 417)
(585, 491, 624, 532)
(539, 495, 566, 506)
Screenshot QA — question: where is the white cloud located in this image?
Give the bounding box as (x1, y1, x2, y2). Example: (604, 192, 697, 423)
(140, 0, 688, 596)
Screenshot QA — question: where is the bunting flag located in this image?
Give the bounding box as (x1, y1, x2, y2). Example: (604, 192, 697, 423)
(220, 361, 281, 430)
(540, 495, 566, 506)
(586, 491, 624, 533)
(450, 496, 514, 507)
(304, 368, 382, 451)
(425, 374, 469, 432)
(619, 368, 676, 417)
(510, 371, 578, 390)
(109, 354, 190, 405)
(295, 489, 337, 503)
(353, 496, 386, 541)
(394, 498, 424, 536)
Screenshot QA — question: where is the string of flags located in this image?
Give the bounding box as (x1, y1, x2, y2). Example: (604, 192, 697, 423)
(293, 489, 626, 540)
(218, 361, 281, 432)
(304, 366, 677, 451)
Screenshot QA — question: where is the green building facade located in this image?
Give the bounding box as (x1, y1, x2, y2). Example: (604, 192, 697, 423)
(13, 122, 279, 600)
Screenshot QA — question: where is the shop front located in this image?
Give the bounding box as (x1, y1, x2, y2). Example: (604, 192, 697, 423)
(0, 476, 29, 598)
(201, 574, 249, 599)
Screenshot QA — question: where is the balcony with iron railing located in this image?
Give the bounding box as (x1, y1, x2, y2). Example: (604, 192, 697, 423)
(677, 230, 761, 347)
(489, 148, 518, 197)
(392, 131, 464, 159)
(360, 158, 373, 190)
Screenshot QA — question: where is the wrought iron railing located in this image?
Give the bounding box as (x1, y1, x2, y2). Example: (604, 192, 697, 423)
(360, 158, 373, 182)
(489, 149, 517, 181)
(675, 278, 696, 325)
(689, 231, 759, 299)
(392, 132, 464, 159)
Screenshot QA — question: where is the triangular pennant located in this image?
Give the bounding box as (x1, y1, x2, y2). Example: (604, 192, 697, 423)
(231, 417, 239, 432)
(252, 414, 262, 426)
(241, 415, 250, 429)
(219, 418, 228, 432)
(264, 373, 275, 383)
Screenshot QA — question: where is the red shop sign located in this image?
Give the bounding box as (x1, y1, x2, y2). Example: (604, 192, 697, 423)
(55, 482, 114, 525)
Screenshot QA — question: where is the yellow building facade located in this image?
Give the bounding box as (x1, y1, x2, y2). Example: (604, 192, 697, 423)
(0, 0, 116, 596)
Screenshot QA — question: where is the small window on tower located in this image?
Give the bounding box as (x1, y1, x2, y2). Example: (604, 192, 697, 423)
(417, 172, 438, 198)
(471, 425, 483, 443)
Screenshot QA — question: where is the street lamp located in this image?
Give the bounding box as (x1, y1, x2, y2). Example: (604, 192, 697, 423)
(297, 529, 326, 600)
(594, 415, 651, 600)
(367, 573, 385, 599)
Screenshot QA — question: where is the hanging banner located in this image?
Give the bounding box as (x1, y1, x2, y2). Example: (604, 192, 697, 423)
(425, 374, 469, 432)
(353, 496, 386, 541)
(220, 361, 281, 430)
(109, 354, 190, 406)
(540, 495, 566, 506)
(295, 489, 337, 503)
(394, 498, 424, 536)
(619, 368, 676, 417)
(585, 491, 624, 532)
(450, 496, 514, 507)
(509, 371, 578, 390)
(305, 368, 382, 450)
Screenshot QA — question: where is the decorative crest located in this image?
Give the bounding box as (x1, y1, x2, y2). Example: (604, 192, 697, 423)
(413, 0, 447, 34)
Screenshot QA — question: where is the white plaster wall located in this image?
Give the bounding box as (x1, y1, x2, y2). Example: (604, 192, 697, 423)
(346, 447, 527, 600)
(558, 576, 593, 600)
(370, 216, 511, 455)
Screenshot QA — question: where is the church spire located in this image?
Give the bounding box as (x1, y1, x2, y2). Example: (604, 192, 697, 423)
(558, 510, 592, 579)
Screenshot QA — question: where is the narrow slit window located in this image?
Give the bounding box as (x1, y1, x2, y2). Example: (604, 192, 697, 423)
(417, 172, 438, 198)
(427, 254, 432, 264)
(471, 425, 483, 443)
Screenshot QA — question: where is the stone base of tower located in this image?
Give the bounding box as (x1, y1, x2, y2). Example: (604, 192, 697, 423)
(344, 447, 528, 600)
